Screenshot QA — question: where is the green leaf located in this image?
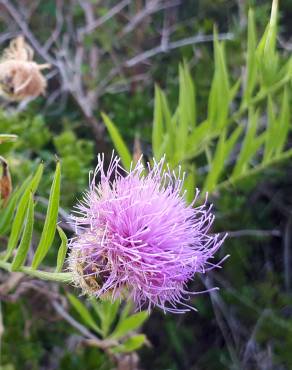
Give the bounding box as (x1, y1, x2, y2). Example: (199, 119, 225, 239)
(112, 334, 146, 353)
(0, 175, 32, 235)
(0, 134, 18, 143)
(176, 63, 196, 158)
(275, 87, 290, 156)
(208, 29, 230, 130)
(185, 120, 212, 159)
(184, 168, 196, 205)
(152, 85, 164, 159)
(263, 96, 277, 163)
(244, 8, 257, 102)
(31, 162, 61, 269)
(110, 311, 148, 340)
(182, 61, 196, 127)
(68, 294, 102, 335)
(11, 193, 34, 271)
(55, 226, 68, 273)
(102, 112, 132, 170)
(4, 163, 43, 261)
(232, 108, 261, 177)
(204, 126, 242, 192)
(91, 299, 120, 337)
(256, 0, 279, 86)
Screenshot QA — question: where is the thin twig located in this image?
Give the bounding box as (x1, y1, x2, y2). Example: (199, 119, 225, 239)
(125, 32, 234, 67)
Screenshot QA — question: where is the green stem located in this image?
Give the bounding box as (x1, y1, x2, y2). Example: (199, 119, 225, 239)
(215, 148, 292, 192)
(0, 259, 72, 283)
(233, 74, 291, 122)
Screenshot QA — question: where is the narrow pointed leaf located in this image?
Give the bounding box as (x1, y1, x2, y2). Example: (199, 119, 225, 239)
(110, 311, 148, 340)
(0, 175, 32, 235)
(55, 226, 68, 273)
(244, 8, 257, 102)
(31, 162, 61, 269)
(102, 112, 132, 170)
(152, 85, 164, 159)
(112, 334, 146, 353)
(11, 193, 34, 271)
(4, 163, 43, 261)
(68, 294, 102, 335)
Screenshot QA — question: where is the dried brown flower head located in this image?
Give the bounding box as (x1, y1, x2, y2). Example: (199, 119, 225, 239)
(0, 36, 50, 101)
(0, 156, 12, 207)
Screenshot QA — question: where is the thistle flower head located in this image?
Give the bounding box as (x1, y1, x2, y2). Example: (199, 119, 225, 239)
(68, 155, 226, 313)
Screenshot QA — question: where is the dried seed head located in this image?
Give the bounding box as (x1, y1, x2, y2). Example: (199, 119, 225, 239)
(0, 36, 50, 101)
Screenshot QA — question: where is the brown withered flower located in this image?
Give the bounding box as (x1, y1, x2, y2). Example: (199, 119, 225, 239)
(0, 36, 50, 101)
(0, 156, 12, 207)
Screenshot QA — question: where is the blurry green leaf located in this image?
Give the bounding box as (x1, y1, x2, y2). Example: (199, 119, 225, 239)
(0, 175, 32, 235)
(55, 226, 68, 273)
(176, 63, 196, 158)
(110, 311, 148, 340)
(232, 108, 262, 177)
(91, 299, 120, 337)
(275, 87, 290, 156)
(184, 168, 196, 204)
(102, 112, 132, 170)
(112, 334, 146, 353)
(152, 85, 164, 159)
(244, 8, 257, 102)
(0, 134, 17, 144)
(11, 193, 34, 271)
(208, 29, 230, 130)
(204, 126, 242, 192)
(68, 294, 102, 335)
(256, 0, 279, 86)
(32, 162, 61, 269)
(4, 163, 43, 261)
(263, 96, 277, 163)
(186, 120, 212, 159)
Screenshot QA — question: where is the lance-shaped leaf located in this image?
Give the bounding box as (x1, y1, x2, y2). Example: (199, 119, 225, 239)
(152, 85, 164, 159)
(232, 108, 263, 177)
(204, 126, 242, 192)
(11, 193, 34, 271)
(244, 8, 257, 102)
(0, 134, 17, 144)
(68, 294, 102, 335)
(4, 163, 43, 261)
(55, 226, 68, 273)
(0, 175, 32, 235)
(263, 96, 278, 163)
(31, 162, 61, 269)
(208, 29, 230, 130)
(102, 112, 132, 170)
(275, 87, 290, 157)
(91, 299, 120, 337)
(112, 334, 146, 353)
(110, 311, 148, 340)
(176, 63, 196, 158)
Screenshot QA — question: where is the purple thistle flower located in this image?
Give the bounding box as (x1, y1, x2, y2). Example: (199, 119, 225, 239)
(68, 154, 226, 313)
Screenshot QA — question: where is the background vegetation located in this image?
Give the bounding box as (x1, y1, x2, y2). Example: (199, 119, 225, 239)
(0, 1, 291, 369)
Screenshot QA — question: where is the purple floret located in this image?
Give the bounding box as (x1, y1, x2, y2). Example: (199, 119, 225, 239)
(68, 154, 226, 313)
